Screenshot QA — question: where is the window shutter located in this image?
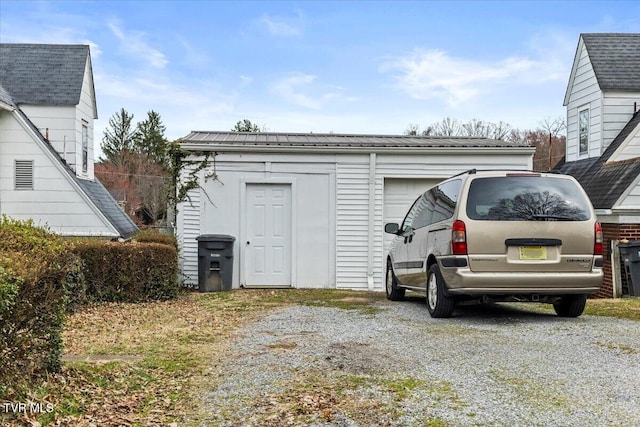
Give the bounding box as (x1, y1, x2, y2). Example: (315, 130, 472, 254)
(15, 160, 34, 190)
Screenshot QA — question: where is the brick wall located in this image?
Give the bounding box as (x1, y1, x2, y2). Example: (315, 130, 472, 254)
(600, 223, 640, 298)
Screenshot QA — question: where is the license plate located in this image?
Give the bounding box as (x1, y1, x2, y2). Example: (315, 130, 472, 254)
(519, 246, 547, 260)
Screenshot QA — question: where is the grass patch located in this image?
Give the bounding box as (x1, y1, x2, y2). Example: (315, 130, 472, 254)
(1, 289, 385, 426)
(489, 368, 569, 411)
(509, 297, 640, 321)
(584, 297, 640, 321)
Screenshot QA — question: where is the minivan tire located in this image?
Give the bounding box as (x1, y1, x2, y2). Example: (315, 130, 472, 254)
(386, 261, 405, 301)
(553, 294, 587, 317)
(426, 264, 455, 318)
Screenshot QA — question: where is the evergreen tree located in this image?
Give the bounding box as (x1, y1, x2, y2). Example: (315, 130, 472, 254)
(135, 110, 169, 167)
(101, 108, 137, 167)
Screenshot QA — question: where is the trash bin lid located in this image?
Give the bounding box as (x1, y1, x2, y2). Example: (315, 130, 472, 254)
(196, 234, 236, 242)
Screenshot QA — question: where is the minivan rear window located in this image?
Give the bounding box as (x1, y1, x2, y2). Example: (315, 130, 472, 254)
(466, 176, 591, 221)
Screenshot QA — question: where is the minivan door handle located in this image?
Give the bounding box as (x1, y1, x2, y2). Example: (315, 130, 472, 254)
(404, 230, 415, 244)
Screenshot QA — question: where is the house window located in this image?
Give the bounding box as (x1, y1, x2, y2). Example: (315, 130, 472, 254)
(15, 160, 34, 190)
(82, 123, 88, 173)
(579, 109, 589, 155)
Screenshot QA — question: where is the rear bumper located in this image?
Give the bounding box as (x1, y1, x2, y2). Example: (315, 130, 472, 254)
(438, 260, 603, 296)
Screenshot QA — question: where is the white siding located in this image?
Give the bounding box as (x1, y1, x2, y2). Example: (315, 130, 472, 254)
(602, 92, 640, 150)
(178, 155, 336, 288)
(617, 180, 640, 209)
(565, 43, 602, 161)
(336, 158, 370, 290)
(177, 149, 533, 291)
(177, 172, 201, 285)
(609, 128, 640, 162)
(0, 110, 117, 236)
(75, 57, 97, 180)
(20, 104, 77, 167)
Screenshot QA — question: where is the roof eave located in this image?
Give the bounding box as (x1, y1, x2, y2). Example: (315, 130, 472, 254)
(564, 36, 584, 106)
(179, 142, 535, 155)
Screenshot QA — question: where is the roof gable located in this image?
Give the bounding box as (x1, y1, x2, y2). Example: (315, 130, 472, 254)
(0, 44, 91, 106)
(11, 108, 138, 238)
(556, 111, 640, 209)
(581, 33, 640, 91)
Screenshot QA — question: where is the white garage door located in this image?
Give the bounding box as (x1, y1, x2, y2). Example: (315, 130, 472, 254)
(383, 178, 441, 254)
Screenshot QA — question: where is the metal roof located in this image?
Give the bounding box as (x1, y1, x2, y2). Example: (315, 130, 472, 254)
(0, 44, 92, 107)
(182, 131, 530, 149)
(582, 33, 640, 91)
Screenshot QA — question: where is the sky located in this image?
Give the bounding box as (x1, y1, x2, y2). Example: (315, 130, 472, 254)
(1, 0, 640, 146)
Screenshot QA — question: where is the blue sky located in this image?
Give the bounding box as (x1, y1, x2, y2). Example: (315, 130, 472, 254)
(2, 1, 640, 143)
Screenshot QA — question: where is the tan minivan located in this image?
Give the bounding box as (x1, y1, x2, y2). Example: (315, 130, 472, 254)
(384, 170, 603, 318)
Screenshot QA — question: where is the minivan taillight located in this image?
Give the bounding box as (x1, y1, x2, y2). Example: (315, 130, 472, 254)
(594, 221, 603, 255)
(452, 220, 467, 255)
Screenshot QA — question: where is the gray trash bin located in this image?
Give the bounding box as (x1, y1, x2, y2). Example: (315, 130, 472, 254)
(618, 241, 640, 296)
(196, 234, 235, 292)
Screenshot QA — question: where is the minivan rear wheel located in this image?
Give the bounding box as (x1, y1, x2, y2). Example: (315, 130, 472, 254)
(386, 261, 405, 301)
(553, 294, 587, 317)
(426, 264, 455, 318)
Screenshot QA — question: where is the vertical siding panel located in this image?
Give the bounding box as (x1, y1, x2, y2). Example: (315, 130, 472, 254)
(178, 164, 202, 286)
(336, 162, 369, 290)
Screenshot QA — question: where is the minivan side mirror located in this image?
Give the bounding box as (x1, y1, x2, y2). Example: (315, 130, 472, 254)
(384, 223, 400, 234)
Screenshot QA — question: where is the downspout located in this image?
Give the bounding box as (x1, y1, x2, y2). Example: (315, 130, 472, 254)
(367, 152, 376, 290)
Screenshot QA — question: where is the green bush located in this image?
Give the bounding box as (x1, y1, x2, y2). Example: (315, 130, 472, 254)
(0, 217, 77, 398)
(134, 229, 178, 250)
(72, 240, 179, 302)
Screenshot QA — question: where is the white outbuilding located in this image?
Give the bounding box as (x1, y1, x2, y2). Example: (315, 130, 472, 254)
(177, 132, 534, 291)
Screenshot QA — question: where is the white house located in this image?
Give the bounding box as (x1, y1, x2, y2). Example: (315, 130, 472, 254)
(0, 44, 138, 238)
(556, 33, 640, 297)
(177, 132, 533, 291)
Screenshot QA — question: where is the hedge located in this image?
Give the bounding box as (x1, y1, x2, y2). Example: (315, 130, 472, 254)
(0, 217, 180, 399)
(0, 217, 81, 398)
(72, 240, 179, 302)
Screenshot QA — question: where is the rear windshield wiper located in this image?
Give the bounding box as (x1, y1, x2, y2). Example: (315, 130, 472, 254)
(528, 214, 577, 221)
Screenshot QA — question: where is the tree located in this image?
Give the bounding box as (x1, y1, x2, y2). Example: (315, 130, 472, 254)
(232, 119, 262, 132)
(135, 110, 169, 167)
(101, 108, 137, 167)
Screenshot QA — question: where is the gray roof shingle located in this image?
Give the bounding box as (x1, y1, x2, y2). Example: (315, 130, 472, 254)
(582, 33, 640, 91)
(182, 131, 529, 149)
(75, 178, 140, 239)
(0, 44, 90, 106)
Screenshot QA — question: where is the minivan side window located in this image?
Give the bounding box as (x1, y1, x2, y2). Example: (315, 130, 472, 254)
(410, 195, 432, 229)
(466, 176, 591, 221)
(401, 195, 423, 232)
(401, 179, 461, 231)
(429, 179, 461, 224)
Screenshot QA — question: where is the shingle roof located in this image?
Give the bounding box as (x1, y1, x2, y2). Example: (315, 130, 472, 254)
(555, 111, 640, 209)
(0, 44, 90, 105)
(0, 83, 15, 107)
(182, 131, 530, 149)
(75, 178, 140, 239)
(582, 33, 640, 91)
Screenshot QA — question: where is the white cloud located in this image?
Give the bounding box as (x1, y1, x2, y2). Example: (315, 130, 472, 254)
(269, 73, 353, 110)
(239, 75, 254, 87)
(271, 73, 321, 109)
(107, 19, 168, 69)
(381, 47, 566, 106)
(259, 13, 303, 37)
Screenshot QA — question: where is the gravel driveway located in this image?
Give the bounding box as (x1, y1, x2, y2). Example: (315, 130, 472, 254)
(202, 296, 640, 427)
